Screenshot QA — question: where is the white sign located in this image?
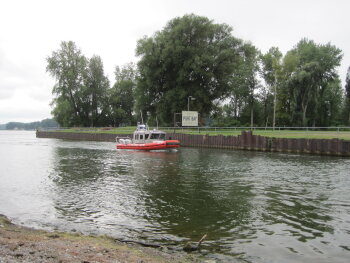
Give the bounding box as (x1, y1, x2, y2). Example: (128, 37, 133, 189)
(182, 111, 198, 126)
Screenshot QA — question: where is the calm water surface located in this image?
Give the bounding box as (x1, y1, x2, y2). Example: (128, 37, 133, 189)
(0, 131, 350, 262)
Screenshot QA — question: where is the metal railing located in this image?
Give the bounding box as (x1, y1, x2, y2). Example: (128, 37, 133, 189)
(38, 126, 350, 132)
(160, 126, 350, 133)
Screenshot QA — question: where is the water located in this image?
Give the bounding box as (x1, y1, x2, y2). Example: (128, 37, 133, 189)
(1, 131, 350, 262)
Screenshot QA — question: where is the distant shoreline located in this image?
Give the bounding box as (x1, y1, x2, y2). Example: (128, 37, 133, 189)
(0, 118, 58, 131)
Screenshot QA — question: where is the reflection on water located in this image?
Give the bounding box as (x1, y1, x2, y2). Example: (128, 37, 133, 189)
(1, 131, 350, 262)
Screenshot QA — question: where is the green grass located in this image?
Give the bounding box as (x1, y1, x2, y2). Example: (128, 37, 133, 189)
(53, 127, 134, 134)
(255, 130, 350, 140)
(45, 127, 350, 140)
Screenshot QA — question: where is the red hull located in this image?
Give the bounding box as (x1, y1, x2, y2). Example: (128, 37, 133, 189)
(116, 140, 180, 150)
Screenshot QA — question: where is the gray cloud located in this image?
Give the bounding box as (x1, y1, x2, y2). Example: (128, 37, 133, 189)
(1, 0, 349, 123)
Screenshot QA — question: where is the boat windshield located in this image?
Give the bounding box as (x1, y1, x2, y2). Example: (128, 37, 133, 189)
(149, 133, 165, 140)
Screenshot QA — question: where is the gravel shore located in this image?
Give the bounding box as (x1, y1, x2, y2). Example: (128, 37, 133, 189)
(0, 215, 203, 263)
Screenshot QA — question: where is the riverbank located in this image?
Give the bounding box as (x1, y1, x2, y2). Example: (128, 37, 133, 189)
(36, 130, 350, 156)
(0, 215, 201, 263)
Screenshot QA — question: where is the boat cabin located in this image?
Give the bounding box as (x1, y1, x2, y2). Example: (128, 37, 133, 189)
(133, 124, 166, 143)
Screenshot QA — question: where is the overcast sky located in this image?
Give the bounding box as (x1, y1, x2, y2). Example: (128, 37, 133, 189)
(1, 0, 349, 124)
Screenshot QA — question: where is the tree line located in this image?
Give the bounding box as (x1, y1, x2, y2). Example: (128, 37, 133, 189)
(47, 14, 350, 128)
(4, 119, 58, 130)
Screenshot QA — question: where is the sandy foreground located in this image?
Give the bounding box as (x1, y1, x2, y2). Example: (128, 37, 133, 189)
(0, 215, 207, 263)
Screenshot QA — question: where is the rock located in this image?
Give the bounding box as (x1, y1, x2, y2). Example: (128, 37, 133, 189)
(7, 243, 18, 251)
(47, 234, 60, 238)
(183, 242, 197, 252)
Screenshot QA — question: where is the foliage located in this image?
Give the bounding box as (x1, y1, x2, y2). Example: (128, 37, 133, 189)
(221, 42, 262, 127)
(47, 41, 88, 126)
(345, 67, 350, 124)
(211, 104, 242, 127)
(278, 39, 343, 126)
(236, 43, 260, 127)
(84, 55, 110, 126)
(316, 78, 344, 126)
(107, 63, 137, 126)
(213, 39, 344, 128)
(6, 119, 59, 130)
(47, 41, 110, 127)
(50, 97, 74, 126)
(260, 47, 282, 127)
(45, 16, 348, 128)
(136, 14, 243, 125)
(346, 67, 350, 99)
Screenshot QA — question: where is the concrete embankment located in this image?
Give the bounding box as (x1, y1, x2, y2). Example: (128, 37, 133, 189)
(36, 130, 350, 156)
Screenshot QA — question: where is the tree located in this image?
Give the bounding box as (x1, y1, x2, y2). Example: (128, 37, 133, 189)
(345, 67, 350, 125)
(260, 47, 282, 128)
(5, 119, 58, 130)
(226, 43, 260, 127)
(47, 41, 88, 126)
(315, 78, 343, 126)
(84, 55, 110, 126)
(47, 41, 110, 127)
(240, 43, 260, 127)
(114, 62, 137, 82)
(136, 14, 243, 125)
(108, 63, 137, 126)
(276, 51, 299, 125)
(281, 39, 342, 126)
(257, 83, 274, 126)
(50, 96, 75, 127)
(210, 103, 241, 127)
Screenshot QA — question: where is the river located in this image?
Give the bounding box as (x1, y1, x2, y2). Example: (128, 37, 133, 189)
(0, 130, 349, 262)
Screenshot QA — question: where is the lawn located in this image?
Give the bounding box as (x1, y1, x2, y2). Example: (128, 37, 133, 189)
(180, 129, 350, 140)
(53, 127, 134, 134)
(46, 127, 350, 140)
(252, 130, 350, 140)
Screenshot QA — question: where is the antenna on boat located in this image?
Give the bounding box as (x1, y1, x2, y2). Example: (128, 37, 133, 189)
(156, 116, 159, 129)
(140, 111, 144, 124)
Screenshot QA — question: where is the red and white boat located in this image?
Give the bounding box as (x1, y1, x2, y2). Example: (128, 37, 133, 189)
(116, 124, 180, 151)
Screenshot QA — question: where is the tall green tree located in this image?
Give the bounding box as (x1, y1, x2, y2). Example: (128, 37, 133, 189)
(257, 83, 274, 126)
(241, 43, 260, 127)
(84, 55, 110, 126)
(276, 51, 298, 125)
(136, 14, 243, 125)
(260, 47, 282, 128)
(222, 42, 261, 127)
(47, 41, 110, 127)
(108, 63, 136, 126)
(47, 41, 87, 126)
(345, 67, 350, 125)
(226, 43, 260, 127)
(281, 39, 342, 126)
(315, 77, 343, 126)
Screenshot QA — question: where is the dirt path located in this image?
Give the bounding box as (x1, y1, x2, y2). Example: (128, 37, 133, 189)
(0, 215, 203, 263)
